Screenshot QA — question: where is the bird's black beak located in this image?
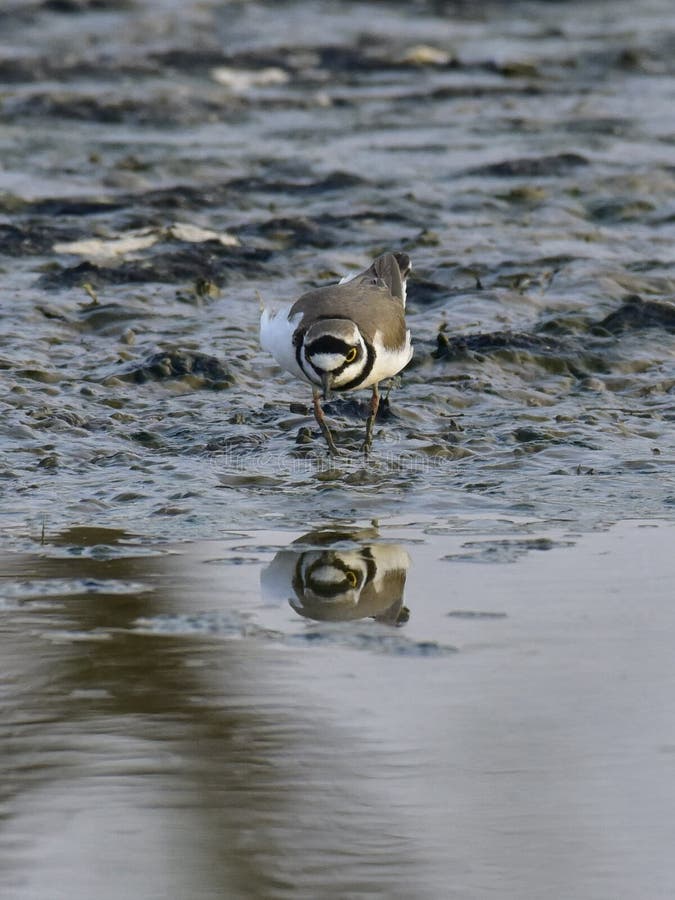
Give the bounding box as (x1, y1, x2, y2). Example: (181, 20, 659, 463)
(321, 371, 333, 401)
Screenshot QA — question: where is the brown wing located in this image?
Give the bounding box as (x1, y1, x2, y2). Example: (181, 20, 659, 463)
(289, 281, 406, 349)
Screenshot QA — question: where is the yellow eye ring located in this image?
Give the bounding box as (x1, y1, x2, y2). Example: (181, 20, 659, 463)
(345, 570, 358, 587)
(345, 347, 358, 363)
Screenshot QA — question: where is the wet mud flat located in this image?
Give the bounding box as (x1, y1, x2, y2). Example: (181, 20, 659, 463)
(1, 0, 675, 897)
(0, 0, 673, 543)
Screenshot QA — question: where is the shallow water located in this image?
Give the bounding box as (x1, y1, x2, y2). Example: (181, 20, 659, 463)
(2, 518, 675, 899)
(1, 0, 675, 896)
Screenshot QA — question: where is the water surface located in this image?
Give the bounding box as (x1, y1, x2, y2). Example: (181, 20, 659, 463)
(2, 519, 675, 898)
(1, 0, 675, 896)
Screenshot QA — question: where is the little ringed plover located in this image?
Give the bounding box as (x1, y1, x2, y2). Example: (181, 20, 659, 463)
(260, 252, 413, 454)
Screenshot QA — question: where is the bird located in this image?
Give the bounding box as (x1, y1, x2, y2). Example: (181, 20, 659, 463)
(260, 252, 413, 455)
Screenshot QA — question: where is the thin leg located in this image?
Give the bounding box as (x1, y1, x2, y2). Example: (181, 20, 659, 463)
(362, 383, 380, 455)
(312, 389, 340, 456)
(383, 375, 400, 403)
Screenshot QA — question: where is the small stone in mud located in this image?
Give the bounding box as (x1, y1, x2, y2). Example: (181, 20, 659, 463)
(37, 454, 59, 469)
(242, 215, 334, 249)
(498, 60, 540, 78)
(588, 198, 654, 222)
(593, 295, 675, 333)
(75, 300, 148, 333)
(117, 350, 234, 388)
(43, 0, 90, 10)
(36, 304, 71, 322)
(408, 278, 448, 305)
(433, 330, 564, 360)
(417, 229, 440, 246)
(323, 396, 394, 422)
(617, 47, 645, 71)
(289, 402, 309, 415)
(513, 427, 552, 443)
(467, 153, 588, 178)
(500, 185, 548, 204)
(194, 278, 221, 300)
(131, 430, 164, 449)
(0, 223, 67, 255)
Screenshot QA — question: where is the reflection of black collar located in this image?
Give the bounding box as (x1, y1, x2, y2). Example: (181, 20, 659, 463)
(293, 548, 377, 600)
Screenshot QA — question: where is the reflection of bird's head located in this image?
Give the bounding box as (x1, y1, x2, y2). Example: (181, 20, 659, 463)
(293, 550, 371, 606)
(289, 544, 410, 623)
(260, 528, 411, 624)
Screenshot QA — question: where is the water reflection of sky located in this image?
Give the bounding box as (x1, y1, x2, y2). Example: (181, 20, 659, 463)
(1, 520, 675, 897)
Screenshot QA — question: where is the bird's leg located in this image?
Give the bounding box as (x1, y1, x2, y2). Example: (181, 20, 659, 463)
(383, 375, 400, 403)
(362, 383, 380, 455)
(312, 389, 340, 456)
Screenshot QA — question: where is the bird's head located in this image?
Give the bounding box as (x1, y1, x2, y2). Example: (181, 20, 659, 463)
(300, 318, 367, 398)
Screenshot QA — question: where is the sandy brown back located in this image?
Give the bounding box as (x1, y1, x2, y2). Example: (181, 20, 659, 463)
(289, 281, 407, 349)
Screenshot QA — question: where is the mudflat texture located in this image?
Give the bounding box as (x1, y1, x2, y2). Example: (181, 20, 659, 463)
(1, 0, 673, 541)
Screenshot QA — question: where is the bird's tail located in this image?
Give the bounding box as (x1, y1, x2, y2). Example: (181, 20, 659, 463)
(372, 252, 411, 305)
(340, 252, 412, 305)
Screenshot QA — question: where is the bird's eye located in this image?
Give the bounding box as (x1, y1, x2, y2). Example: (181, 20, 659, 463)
(345, 347, 358, 363)
(345, 570, 358, 587)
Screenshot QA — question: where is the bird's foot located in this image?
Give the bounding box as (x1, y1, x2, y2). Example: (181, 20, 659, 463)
(360, 426, 376, 457)
(317, 423, 343, 457)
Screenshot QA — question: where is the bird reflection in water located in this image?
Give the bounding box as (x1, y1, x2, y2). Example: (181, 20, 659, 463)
(261, 527, 410, 625)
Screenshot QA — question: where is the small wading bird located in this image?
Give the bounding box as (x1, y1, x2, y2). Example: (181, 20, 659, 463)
(260, 252, 413, 455)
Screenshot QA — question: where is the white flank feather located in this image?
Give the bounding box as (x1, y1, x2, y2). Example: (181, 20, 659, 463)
(259, 306, 305, 380)
(357, 329, 413, 390)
